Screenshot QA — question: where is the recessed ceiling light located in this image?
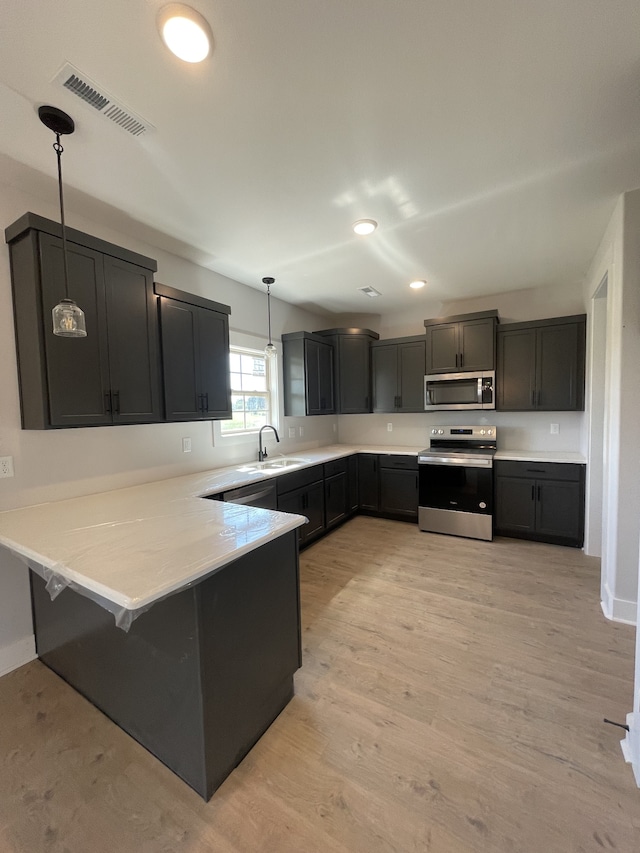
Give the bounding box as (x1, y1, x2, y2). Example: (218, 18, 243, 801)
(157, 4, 213, 63)
(353, 219, 378, 236)
(409, 280, 426, 289)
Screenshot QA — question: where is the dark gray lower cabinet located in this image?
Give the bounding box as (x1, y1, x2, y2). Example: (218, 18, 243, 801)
(379, 456, 419, 521)
(358, 454, 418, 521)
(277, 464, 325, 546)
(357, 454, 380, 512)
(324, 458, 349, 528)
(29, 532, 301, 801)
(494, 460, 585, 546)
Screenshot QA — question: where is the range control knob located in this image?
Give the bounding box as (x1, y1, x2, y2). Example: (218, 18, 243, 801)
(431, 428, 438, 434)
(480, 429, 486, 435)
(479, 501, 487, 509)
(487, 429, 493, 435)
(438, 429, 444, 435)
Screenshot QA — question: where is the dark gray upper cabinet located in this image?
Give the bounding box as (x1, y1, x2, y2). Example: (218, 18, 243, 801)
(282, 332, 335, 416)
(156, 283, 231, 421)
(497, 315, 586, 411)
(424, 311, 498, 373)
(314, 328, 379, 413)
(6, 213, 162, 429)
(371, 336, 426, 413)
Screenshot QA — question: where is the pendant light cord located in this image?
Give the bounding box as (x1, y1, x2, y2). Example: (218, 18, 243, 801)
(267, 282, 273, 346)
(54, 133, 70, 299)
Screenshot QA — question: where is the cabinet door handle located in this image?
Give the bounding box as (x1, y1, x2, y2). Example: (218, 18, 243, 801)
(537, 485, 541, 502)
(397, 395, 402, 409)
(459, 352, 464, 369)
(531, 485, 535, 501)
(203, 392, 209, 413)
(455, 353, 459, 368)
(530, 389, 535, 407)
(112, 390, 120, 415)
(105, 391, 112, 414)
(365, 395, 369, 410)
(536, 390, 541, 407)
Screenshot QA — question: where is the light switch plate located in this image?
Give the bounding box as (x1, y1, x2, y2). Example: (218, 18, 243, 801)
(299, 426, 304, 437)
(387, 423, 393, 432)
(288, 427, 296, 438)
(182, 437, 192, 453)
(550, 423, 559, 435)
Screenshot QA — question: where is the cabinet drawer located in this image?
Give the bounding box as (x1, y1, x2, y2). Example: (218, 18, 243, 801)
(378, 454, 418, 471)
(276, 464, 324, 495)
(324, 457, 350, 478)
(495, 460, 583, 481)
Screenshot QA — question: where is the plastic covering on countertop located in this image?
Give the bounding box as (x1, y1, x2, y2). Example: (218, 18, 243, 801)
(4, 499, 307, 632)
(14, 552, 153, 632)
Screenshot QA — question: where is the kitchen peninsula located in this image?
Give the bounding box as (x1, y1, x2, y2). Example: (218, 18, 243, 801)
(0, 442, 586, 799)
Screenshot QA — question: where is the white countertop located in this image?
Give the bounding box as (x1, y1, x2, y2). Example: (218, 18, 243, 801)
(0, 442, 585, 617)
(494, 450, 587, 464)
(0, 444, 420, 616)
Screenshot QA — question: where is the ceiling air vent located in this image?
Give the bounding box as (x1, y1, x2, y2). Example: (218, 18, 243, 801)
(358, 286, 382, 298)
(52, 63, 155, 137)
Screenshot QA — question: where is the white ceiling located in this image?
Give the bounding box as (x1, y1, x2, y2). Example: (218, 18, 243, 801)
(1, 0, 640, 314)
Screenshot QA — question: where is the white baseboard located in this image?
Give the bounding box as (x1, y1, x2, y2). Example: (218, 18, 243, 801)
(0, 635, 36, 678)
(601, 585, 637, 625)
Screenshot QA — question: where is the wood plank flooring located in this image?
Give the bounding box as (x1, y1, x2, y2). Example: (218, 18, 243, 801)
(0, 516, 638, 852)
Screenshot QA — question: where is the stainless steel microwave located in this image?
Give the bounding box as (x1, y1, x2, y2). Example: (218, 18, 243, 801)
(424, 371, 495, 411)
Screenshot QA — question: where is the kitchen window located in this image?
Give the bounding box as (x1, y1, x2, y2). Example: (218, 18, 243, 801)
(221, 346, 276, 435)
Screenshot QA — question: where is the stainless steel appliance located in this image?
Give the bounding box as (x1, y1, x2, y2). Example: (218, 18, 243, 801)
(418, 425, 497, 541)
(424, 371, 495, 411)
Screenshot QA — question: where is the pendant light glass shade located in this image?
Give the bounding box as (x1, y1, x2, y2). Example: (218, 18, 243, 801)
(38, 106, 87, 339)
(262, 276, 276, 359)
(52, 298, 87, 337)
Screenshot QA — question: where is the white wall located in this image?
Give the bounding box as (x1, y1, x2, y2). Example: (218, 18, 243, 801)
(582, 191, 640, 624)
(338, 411, 584, 455)
(0, 178, 337, 673)
(378, 279, 586, 339)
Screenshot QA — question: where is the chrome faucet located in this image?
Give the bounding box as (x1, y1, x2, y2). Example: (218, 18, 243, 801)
(258, 424, 280, 461)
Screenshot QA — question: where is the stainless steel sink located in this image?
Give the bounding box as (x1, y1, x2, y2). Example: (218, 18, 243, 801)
(239, 457, 308, 472)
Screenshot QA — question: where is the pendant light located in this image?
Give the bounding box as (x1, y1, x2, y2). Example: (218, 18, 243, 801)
(38, 105, 87, 338)
(262, 276, 276, 360)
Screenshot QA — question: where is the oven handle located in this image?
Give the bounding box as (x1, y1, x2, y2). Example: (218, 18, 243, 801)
(418, 456, 493, 468)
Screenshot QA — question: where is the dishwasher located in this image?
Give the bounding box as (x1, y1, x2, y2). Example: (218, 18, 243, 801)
(218, 481, 278, 510)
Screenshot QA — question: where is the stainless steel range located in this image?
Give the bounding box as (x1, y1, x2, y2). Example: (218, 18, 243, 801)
(418, 425, 497, 542)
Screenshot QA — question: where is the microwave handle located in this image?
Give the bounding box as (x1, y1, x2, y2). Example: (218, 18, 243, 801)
(477, 377, 483, 404)
(425, 387, 434, 406)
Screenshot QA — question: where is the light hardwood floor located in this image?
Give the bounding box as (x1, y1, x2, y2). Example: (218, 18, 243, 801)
(0, 516, 638, 852)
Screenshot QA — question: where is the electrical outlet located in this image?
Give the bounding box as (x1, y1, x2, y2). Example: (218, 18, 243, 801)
(387, 422, 393, 432)
(182, 437, 192, 453)
(288, 427, 296, 438)
(0, 456, 14, 478)
(299, 426, 304, 437)
(550, 423, 559, 435)
(333, 423, 337, 433)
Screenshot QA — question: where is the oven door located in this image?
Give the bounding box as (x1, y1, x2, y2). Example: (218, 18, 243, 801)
(419, 461, 493, 515)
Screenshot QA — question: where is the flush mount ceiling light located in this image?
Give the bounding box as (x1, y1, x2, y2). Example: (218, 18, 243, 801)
(157, 4, 213, 63)
(38, 105, 87, 338)
(352, 219, 378, 236)
(409, 280, 426, 289)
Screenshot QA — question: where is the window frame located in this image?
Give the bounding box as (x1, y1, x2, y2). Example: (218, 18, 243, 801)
(220, 344, 278, 437)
